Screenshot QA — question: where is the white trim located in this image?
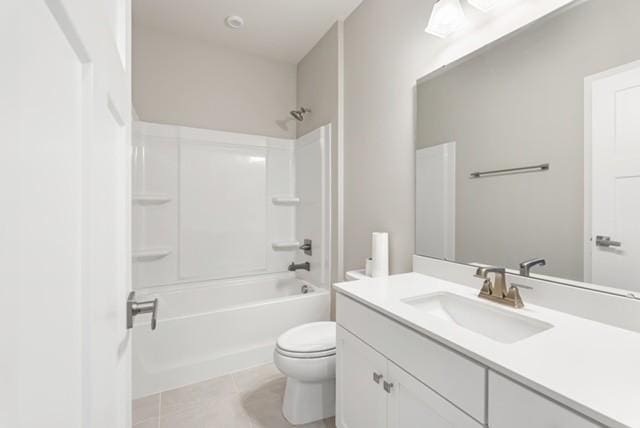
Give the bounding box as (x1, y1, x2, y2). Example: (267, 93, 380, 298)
(337, 20, 345, 282)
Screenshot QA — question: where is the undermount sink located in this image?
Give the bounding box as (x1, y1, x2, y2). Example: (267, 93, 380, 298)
(402, 292, 553, 344)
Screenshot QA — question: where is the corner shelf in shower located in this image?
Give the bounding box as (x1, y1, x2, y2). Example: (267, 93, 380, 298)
(272, 241, 300, 251)
(272, 196, 300, 206)
(133, 247, 172, 262)
(133, 194, 172, 205)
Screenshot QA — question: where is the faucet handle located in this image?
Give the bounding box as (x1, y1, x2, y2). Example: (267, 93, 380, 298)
(506, 285, 525, 309)
(475, 265, 505, 279)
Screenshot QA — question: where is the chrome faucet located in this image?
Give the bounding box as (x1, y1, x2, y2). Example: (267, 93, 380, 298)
(519, 258, 546, 276)
(288, 261, 310, 272)
(475, 266, 524, 308)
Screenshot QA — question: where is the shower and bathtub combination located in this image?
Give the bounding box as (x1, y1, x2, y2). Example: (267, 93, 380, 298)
(131, 121, 332, 399)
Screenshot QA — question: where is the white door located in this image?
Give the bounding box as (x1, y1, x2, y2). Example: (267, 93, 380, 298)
(387, 362, 481, 428)
(590, 61, 640, 292)
(336, 326, 387, 428)
(416, 143, 456, 260)
(6, 1, 132, 427)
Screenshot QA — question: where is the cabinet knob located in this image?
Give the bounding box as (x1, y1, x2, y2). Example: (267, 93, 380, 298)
(383, 381, 394, 393)
(372, 372, 383, 384)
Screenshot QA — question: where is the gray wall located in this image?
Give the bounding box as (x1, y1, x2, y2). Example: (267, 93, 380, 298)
(133, 27, 297, 138)
(417, 0, 640, 280)
(343, 0, 426, 274)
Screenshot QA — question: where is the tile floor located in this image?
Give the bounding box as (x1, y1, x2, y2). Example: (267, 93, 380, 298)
(133, 363, 336, 428)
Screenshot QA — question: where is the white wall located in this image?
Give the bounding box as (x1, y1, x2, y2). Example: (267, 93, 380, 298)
(133, 26, 297, 139)
(343, 0, 577, 275)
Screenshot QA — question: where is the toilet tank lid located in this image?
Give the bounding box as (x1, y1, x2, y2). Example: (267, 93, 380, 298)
(277, 321, 336, 353)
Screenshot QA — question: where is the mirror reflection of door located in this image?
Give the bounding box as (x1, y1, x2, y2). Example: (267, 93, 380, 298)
(588, 61, 640, 292)
(416, 143, 456, 261)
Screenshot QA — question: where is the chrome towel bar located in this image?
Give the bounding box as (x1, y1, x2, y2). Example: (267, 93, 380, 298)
(470, 163, 549, 179)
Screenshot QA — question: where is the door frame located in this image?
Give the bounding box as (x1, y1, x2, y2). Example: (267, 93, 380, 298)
(583, 60, 640, 283)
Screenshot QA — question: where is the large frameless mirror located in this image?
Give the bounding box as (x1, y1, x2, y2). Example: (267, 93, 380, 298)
(415, 0, 640, 296)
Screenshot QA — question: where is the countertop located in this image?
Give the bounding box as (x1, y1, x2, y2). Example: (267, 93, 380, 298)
(334, 272, 640, 428)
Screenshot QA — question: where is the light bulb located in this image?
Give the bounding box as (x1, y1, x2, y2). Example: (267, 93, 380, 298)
(425, 0, 467, 38)
(468, 0, 503, 13)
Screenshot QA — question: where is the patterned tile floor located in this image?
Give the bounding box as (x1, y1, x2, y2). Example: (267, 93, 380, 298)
(133, 363, 335, 428)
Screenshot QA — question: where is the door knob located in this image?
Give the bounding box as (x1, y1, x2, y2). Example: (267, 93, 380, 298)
(595, 235, 622, 248)
(127, 291, 159, 330)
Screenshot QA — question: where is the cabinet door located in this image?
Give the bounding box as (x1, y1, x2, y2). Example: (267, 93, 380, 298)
(388, 361, 483, 428)
(337, 326, 388, 428)
(489, 372, 600, 428)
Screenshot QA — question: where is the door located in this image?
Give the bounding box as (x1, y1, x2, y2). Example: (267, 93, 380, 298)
(589, 61, 640, 292)
(416, 143, 456, 260)
(336, 326, 387, 428)
(6, 1, 132, 427)
(387, 362, 481, 428)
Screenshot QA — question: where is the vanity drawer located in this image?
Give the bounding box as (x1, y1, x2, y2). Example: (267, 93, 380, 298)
(488, 372, 600, 428)
(336, 294, 487, 423)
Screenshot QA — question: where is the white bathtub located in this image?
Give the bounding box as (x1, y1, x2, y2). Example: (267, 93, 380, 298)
(132, 273, 330, 398)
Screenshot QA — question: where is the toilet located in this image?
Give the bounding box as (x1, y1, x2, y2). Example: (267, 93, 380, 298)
(274, 321, 336, 425)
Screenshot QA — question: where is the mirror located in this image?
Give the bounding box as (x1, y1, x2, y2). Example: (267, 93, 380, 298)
(415, 0, 640, 295)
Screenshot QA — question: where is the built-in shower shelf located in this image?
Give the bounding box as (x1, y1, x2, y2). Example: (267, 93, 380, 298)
(272, 241, 300, 251)
(133, 248, 172, 262)
(272, 196, 300, 206)
(133, 194, 172, 205)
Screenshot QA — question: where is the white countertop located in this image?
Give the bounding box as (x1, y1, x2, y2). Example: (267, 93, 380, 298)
(334, 272, 640, 428)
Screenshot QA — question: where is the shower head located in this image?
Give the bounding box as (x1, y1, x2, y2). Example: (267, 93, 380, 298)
(290, 107, 311, 122)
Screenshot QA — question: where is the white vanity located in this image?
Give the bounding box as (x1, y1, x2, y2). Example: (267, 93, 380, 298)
(334, 265, 640, 428)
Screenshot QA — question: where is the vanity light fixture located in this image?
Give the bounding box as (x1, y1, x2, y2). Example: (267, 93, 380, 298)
(468, 0, 503, 12)
(425, 0, 467, 38)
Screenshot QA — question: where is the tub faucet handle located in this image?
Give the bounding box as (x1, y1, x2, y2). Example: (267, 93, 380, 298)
(127, 291, 159, 331)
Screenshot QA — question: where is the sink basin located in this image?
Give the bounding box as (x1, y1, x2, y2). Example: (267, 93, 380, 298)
(402, 292, 553, 344)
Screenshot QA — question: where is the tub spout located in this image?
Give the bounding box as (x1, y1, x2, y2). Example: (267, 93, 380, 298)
(288, 262, 310, 272)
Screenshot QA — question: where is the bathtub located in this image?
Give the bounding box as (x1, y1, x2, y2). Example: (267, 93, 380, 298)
(132, 273, 330, 398)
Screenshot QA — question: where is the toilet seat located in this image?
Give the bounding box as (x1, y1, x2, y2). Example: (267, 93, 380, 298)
(276, 346, 336, 359)
(276, 321, 336, 357)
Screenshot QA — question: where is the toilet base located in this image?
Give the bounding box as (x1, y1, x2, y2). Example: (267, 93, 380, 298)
(282, 377, 336, 425)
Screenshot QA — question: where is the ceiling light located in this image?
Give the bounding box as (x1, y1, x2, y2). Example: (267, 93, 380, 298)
(468, 0, 502, 12)
(225, 15, 244, 30)
(425, 0, 467, 38)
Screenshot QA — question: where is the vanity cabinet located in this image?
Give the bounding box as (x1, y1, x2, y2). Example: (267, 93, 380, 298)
(336, 293, 607, 428)
(488, 372, 600, 428)
(336, 325, 387, 428)
(337, 326, 482, 428)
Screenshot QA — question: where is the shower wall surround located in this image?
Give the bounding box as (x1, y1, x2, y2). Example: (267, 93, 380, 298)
(132, 121, 326, 288)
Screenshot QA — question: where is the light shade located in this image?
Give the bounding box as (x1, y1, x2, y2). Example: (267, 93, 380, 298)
(468, 0, 503, 12)
(425, 0, 467, 38)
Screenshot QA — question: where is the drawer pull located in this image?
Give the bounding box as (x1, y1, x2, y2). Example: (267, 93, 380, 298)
(373, 372, 384, 384)
(383, 381, 394, 393)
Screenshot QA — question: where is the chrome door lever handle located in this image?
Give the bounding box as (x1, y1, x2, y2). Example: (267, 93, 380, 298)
(596, 235, 622, 248)
(127, 291, 159, 330)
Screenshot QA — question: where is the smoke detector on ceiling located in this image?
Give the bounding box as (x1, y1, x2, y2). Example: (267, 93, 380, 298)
(225, 15, 244, 30)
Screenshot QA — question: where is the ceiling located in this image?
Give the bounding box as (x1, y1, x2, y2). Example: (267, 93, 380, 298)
(133, 0, 363, 64)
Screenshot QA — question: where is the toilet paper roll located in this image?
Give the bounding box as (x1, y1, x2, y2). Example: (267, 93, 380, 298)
(371, 232, 389, 278)
(365, 258, 373, 277)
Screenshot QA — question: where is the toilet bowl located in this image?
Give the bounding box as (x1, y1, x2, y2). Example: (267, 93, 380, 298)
(274, 321, 336, 425)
